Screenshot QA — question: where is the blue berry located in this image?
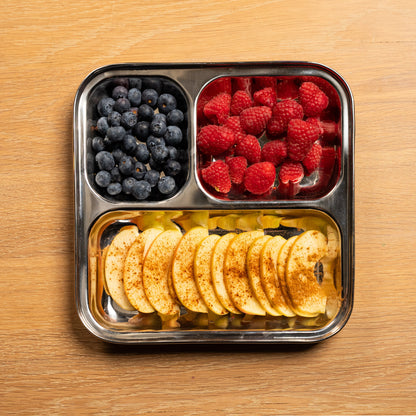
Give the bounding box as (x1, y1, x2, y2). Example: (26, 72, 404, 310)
(92, 136, 105, 152)
(123, 135, 137, 154)
(158, 176, 176, 195)
(107, 126, 126, 142)
(133, 144, 149, 164)
(167, 145, 178, 160)
(132, 161, 147, 180)
(146, 135, 165, 151)
(151, 144, 169, 163)
(144, 169, 160, 187)
(122, 177, 137, 195)
(107, 182, 122, 196)
(113, 97, 131, 113)
(111, 148, 126, 163)
(133, 121, 150, 140)
(108, 111, 121, 127)
(121, 111, 137, 129)
(112, 86, 128, 100)
(118, 155, 135, 176)
(153, 113, 167, 123)
(164, 159, 181, 176)
(128, 88, 142, 106)
(150, 118, 167, 137)
(96, 117, 109, 135)
(142, 89, 158, 107)
(158, 93, 177, 114)
(95, 151, 115, 171)
(164, 125, 182, 146)
(132, 180, 151, 200)
(137, 104, 154, 121)
(110, 166, 122, 183)
(167, 109, 184, 126)
(95, 170, 112, 187)
(129, 78, 142, 90)
(142, 78, 162, 94)
(97, 97, 115, 117)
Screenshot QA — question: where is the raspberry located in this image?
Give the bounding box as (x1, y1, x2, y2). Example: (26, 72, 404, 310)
(224, 116, 246, 144)
(203, 92, 231, 124)
(239, 106, 272, 136)
(243, 162, 276, 195)
(197, 125, 235, 156)
(235, 135, 262, 165)
(201, 160, 231, 194)
(299, 76, 340, 108)
(302, 142, 323, 175)
(253, 87, 277, 108)
(278, 161, 304, 184)
(230, 90, 253, 116)
(225, 156, 247, 185)
(299, 82, 329, 117)
(287, 118, 320, 161)
(275, 79, 299, 100)
(267, 99, 304, 137)
(232, 77, 252, 95)
(261, 140, 287, 166)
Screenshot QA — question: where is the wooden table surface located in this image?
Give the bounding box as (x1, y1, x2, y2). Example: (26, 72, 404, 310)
(1, 1, 415, 414)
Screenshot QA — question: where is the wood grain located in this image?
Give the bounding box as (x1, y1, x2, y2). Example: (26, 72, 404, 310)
(1, 0, 415, 414)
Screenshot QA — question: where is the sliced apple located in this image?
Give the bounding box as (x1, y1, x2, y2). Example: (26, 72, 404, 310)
(123, 228, 162, 313)
(171, 227, 209, 313)
(104, 225, 139, 311)
(211, 233, 241, 314)
(142, 229, 183, 316)
(285, 230, 328, 317)
(224, 231, 266, 316)
(260, 236, 295, 317)
(247, 235, 281, 316)
(194, 234, 228, 316)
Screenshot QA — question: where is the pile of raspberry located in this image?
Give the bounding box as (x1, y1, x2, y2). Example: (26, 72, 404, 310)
(197, 76, 340, 198)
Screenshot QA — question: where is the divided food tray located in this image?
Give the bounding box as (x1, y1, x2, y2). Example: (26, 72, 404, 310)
(73, 62, 354, 344)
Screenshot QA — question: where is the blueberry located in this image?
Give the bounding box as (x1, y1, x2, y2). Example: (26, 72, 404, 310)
(110, 166, 122, 183)
(122, 135, 138, 154)
(166, 145, 178, 160)
(96, 116, 109, 135)
(128, 78, 142, 90)
(158, 93, 177, 115)
(142, 78, 162, 94)
(150, 118, 167, 137)
(122, 177, 137, 195)
(121, 110, 137, 129)
(108, 111, 121, 127)
(113, 97, 131, 113)
(92, 136, 106, 152)
(164, 125, 182, 146)
(146, 135, 165, 151)
(112, 86, 128, 100)
(132, 161, 147, 180)
(95, 151, 115, 171)
(97, 97, 115, 117)
(149, 157, 164, 172)
(157, 176, 176, 195)
(151, 144, 169, 163)
(144, 169, 160, 187)
(118, 155, 135, 176)
(137, 104, 154, 121)
(133, 121, 150, 140)
(142, 89, 159, 108)
(111, 148, 126, 163)
(107, 182, 122, 196)
(166, 109, 184, 126)
(132, 180, 152, 200)
(107, 126, 126, 142)
(95, 170, 112, 187)
(163, 159, 181, 176)
(153, 112, 167, 123)
(135, 143, 150, 163)
(127, 88, 142, 107)
(111, 78, 129, 90)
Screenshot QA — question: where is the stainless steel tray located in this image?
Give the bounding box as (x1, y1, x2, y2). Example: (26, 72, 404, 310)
(73, 62, 354, 344)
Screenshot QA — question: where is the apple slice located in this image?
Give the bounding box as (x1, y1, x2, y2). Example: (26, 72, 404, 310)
(285, 230, 328, 317)
(246, 235, 281, 316)
(171, 227, 209, 313)
(104, 225, 139, 311)
(211, 233, 241, 314)
(142, 229, 183, 317)
(224, 231, 266, 316)
(260, 236, 295, 317)
(123, 228, 162, 313)
(194, 234, 228, 316)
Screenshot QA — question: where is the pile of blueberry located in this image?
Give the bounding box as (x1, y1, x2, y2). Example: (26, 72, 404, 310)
(88, 77, 188, 200)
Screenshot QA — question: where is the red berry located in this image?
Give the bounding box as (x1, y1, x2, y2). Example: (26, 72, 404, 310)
(302, 142, 323, 175)
(299, 76, 340, 108)
(201, 160, 231, 194)
(198, 78, 232, 124)
(225, 156, 247, 185)
(230, 90, 253, 116)
(197, 125, 235, 156)
(203, 92, 231, 124)
(240, 106, 272, 136)
(261, 140, 287, 166)
(287, 118, 320, 161)
(243, 162, 276, 195)
(235, 135, 262, 164)
(275, 79, 299, 100)
(267, 100, 304, 137)
(253, 87, 277, 108)
(224, 116, 246, 144)
(278, 161, 304, 184)
(299, 82, 329, 117)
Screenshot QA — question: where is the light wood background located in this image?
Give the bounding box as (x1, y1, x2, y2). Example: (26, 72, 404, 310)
(1, 1, 415, 414)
